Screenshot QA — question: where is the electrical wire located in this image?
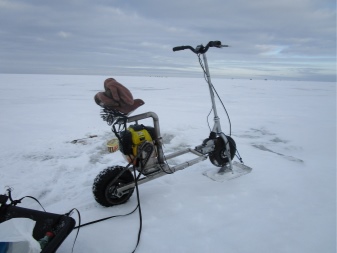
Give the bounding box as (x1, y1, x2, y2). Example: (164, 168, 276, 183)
(160, 151, 175, 174)
(66, 208, 81, 253)
(206, 108, 213, 131)
(131, 167, 143, 253)
(71, 115, 143, 253)
(197, 53, 247, 163)
(197, 54, 232, 136)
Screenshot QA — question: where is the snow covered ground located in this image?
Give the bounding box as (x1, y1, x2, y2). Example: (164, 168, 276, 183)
(0, 74, 335, 253)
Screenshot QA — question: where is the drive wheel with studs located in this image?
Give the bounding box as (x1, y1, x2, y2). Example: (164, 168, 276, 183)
(92, 166, 135, 207)
(209, 136, 236, 167)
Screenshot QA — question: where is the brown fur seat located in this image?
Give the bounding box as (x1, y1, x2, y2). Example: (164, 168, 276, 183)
(94, 78, 144, 115)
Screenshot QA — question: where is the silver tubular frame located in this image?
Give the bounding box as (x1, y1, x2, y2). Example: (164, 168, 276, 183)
(202, 53, 233, 171)
(115, 50, 233, 195)
(116, 112, 209, 195)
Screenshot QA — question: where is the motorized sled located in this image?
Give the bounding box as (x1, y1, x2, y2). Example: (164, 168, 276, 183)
(92, 41, 252, 207)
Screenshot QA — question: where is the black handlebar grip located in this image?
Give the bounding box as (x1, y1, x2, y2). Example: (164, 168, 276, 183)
(209, 41, 222, 47)
(173, 46, 189, 52)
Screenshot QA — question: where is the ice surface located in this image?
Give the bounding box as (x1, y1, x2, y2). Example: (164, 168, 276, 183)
(0, 74, 335, 253)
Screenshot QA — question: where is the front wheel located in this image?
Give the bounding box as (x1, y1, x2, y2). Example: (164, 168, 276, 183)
(92, 166, 135, 207)
(209, 136, 236, 167)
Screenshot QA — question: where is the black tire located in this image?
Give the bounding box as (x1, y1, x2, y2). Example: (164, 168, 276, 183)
(209, 136, 236, 167)
(92, 166, 135, 207)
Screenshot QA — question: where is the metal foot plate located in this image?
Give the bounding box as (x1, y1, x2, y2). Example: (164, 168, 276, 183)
(203, 161, 252, 182)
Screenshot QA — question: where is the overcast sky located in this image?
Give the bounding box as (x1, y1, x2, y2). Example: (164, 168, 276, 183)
(0, 0, 336, 81)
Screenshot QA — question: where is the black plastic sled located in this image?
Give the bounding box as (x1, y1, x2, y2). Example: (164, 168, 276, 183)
(0, 200, 75, 253)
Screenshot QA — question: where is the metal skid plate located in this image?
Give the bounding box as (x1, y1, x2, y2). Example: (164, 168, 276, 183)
(203, 161, 252, 182)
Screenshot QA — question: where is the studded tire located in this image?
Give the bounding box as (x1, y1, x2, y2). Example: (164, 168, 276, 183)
(209, 136, 236, 167)
(92, 166, 135, 207)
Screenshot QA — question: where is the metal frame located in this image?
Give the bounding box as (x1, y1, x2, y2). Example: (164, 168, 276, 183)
(115, 51, 232, 196)
(202, 53, 233, 172)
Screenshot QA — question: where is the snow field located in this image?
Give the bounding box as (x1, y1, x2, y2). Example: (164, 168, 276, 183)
(0, 74, 335, 253)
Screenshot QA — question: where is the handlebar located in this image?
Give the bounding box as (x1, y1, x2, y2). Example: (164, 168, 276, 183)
(173, 41, 228, 54)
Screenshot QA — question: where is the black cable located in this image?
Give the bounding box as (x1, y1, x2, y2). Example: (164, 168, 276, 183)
(206, 108, 213, 131)
(197, 54, 232, 135)
(71, 166, 142, 253)
(198, 53, 247, 165)
(73, 205, 138, 229)
(69, 122, 143, 252)
(235, 149, 244, 164)
(198, 53, 246, 164)
(65, 208, 81, 253)
(6, 188, 47, 212)
(159, 154, 174, 174)
(210, 82, 232, 136)
(131, 167, 143, 253)
(157, 142, 175, 174)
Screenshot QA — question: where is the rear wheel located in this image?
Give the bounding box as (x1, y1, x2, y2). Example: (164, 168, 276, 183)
(209, 136, 236, 167)
(92, 166, 135, 207)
